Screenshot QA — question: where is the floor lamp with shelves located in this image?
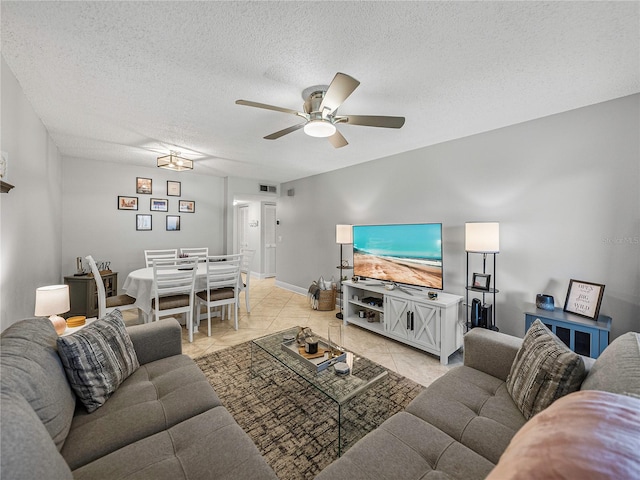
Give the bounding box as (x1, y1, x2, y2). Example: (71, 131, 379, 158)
(335, 224, 353, 320)
(465, 222, 499, 331)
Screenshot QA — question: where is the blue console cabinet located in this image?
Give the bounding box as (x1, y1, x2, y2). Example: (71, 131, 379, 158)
(524, 304, 611, 358)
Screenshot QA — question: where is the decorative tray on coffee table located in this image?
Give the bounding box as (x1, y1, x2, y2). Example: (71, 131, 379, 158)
(281, 338, 347, 372)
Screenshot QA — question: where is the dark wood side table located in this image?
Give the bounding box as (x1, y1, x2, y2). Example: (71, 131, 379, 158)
(64, 272, 117, 318)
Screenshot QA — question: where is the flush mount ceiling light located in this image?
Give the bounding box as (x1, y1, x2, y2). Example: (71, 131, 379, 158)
(157, 151, 193, 171)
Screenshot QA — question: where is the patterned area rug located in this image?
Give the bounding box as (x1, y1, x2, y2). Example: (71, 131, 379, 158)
(195, 340, 425, 480)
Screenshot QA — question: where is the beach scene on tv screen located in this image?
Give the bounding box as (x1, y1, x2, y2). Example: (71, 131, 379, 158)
(353, 224, 443, 289)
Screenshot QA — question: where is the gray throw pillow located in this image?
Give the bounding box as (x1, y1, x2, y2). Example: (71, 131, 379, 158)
(506, 319, 586, 419)
(57, 310, 139, 413)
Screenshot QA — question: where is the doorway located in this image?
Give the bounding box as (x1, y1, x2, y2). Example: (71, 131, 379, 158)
(234, 197, 277, 278)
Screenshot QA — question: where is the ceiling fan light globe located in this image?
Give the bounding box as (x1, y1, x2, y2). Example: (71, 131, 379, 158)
(304, 120, 336, 138)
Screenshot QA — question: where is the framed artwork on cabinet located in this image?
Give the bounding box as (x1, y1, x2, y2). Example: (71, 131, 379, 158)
(563, 279, 605, 320)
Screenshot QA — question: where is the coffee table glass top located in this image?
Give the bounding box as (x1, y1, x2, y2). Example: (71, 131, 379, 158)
(251, 326, 388, 405)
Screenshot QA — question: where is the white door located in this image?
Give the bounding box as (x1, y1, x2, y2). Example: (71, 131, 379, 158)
(237, 205, 249, 252)
(262, 203, 277, 277)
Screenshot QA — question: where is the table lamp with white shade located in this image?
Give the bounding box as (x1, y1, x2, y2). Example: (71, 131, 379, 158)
(35, 284, 70, 335)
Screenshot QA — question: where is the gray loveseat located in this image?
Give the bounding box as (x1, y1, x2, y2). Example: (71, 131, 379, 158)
(317, 327, 640, 479)
(1, 316, 277, 480)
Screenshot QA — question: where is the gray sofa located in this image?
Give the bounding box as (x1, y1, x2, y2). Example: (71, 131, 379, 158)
(0, 317, 277, 480)
(317, 327, 640, 479)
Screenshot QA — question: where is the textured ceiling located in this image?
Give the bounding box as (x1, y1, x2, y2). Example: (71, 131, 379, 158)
(2, 1, 638, 183)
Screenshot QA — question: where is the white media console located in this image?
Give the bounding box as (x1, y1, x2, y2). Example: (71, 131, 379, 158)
(342, 280, 463, 365)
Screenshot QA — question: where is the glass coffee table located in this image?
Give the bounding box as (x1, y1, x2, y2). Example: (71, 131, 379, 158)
(251, 326, 389, 456)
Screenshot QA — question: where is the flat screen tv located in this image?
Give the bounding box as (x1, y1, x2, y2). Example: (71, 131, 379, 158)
(353, 223, 443, 290)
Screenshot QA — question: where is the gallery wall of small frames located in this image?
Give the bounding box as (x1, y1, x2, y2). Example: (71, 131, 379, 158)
(117, 177, 195, 231)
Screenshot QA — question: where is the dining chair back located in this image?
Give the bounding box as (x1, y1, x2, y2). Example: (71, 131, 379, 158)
(151, 257, 199, 341)
(144, 249, 178, 267)
(239, 249, 256, 313)
(195, 254, 242, 336)
(179, 247, 209, 262)
(85, 255, 139, 319)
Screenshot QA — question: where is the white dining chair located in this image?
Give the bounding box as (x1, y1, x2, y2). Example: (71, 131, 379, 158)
(144, 249, 178, 267)
(195, 254, 242, 335)
(239, 249, 255, 313)
(150, 257, 199, 342)
(179, 247, 209, 262)
(85, 255, 140, 320)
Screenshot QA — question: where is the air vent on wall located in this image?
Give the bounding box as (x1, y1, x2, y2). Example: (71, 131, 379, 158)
(259, 184, 277, 193)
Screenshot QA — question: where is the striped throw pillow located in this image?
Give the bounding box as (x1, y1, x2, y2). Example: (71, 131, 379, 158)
(57, 310, 139, 413)
(506, 319, 586, 419)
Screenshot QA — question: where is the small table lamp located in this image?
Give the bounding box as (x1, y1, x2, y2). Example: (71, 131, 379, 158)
(35, 284, 70, 335)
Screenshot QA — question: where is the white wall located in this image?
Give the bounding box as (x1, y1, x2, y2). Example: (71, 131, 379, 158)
(278, 94, 640, 340)
(62, 157, 225, 289)
(1, 58, 64, 329)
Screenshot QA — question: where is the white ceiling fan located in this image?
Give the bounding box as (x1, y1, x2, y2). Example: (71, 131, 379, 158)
(236, 72, 405, 148)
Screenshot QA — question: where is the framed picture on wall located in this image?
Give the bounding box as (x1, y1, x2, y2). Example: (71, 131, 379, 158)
(118, 196, 138, 210)
(167, 180, 181, 197)
(563, 279, 605, 319)
(136, 214, 152, 231)
(136, 177, 152, 194)
(150, 198, 168, 212)
(179, 200, 195, 213)
(166, 215, 180, 231)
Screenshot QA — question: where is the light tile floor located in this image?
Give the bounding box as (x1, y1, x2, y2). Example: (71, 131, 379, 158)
(124, 278, 462, 387)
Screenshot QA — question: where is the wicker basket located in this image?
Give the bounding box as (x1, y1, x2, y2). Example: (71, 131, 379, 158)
(316, 286, 337, 311)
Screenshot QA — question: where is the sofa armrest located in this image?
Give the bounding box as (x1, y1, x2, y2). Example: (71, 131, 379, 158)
(463, 328, 522, 381)
(126, 318, 182, 365)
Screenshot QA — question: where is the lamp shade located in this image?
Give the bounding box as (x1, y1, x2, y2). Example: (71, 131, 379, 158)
(35, 285, 70, 316)
(465, 222, 500, 253)
(35, 285, 70, 335)
(336, 224, 353, 244)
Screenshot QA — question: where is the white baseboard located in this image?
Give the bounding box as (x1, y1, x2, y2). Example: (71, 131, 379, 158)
(274, 280, 307, 297)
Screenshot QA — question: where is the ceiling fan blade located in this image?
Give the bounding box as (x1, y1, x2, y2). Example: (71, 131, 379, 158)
(342, 115, 405, 129)
(264, 123, 305, 140)
(327, 129, 348, 148)
(236, 99, 301, 116)
(319, 73, 360, 114)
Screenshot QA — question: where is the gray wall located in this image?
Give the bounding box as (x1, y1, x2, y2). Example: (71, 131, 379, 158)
(277, 94, 640, 340)
(1, 58, 64, 330)
(61, 157, 226, 288)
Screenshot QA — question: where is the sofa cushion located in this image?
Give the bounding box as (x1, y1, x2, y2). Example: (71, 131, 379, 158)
(0, 391, 73, 480)
(57, 310, 139, 413)
(487, 390, 640, 479)
(72, 406, 278, 480)
(315, 411, 495, 480)
(0, 317, 76, 450)
(406, 366, 526, 464)
(581, 331, 640, 395)
(506, 319, 586, 419)
(61, 353, 223, 470)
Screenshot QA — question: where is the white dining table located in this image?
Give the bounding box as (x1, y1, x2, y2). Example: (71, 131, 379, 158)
(122, 263, 209, 315)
